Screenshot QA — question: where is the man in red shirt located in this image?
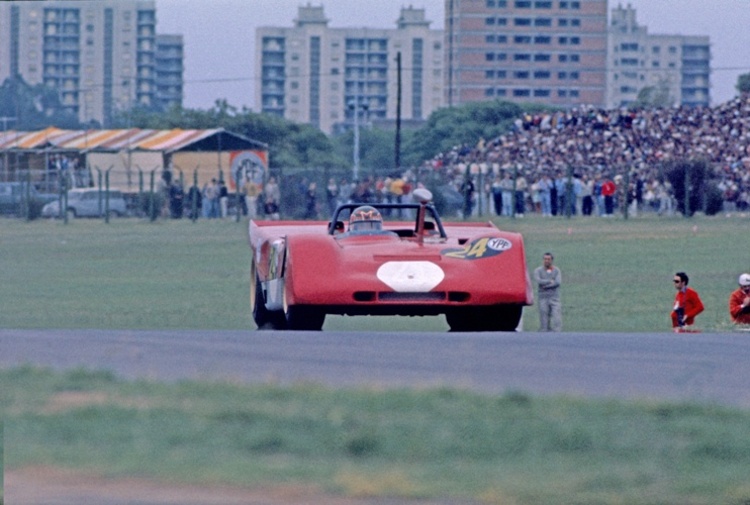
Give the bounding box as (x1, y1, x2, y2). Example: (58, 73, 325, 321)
(729, 273, 750, 325)
(600, 177, 616, 216)
(671, 272, 704, 330)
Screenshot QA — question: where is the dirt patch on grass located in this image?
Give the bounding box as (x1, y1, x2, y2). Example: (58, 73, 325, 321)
(6, 466, 479, 505)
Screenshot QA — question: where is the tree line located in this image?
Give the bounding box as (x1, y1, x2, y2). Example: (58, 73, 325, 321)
(2, 73, 750, 176)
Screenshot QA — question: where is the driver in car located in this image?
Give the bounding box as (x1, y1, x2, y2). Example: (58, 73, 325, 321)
(348, 205, 384, 232)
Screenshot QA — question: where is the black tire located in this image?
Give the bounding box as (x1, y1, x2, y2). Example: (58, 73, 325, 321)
(251, 262, 276, 328)
(446, 305, 522, 332)
(284, 304, 326, 331)
(281, 252, 325, 331)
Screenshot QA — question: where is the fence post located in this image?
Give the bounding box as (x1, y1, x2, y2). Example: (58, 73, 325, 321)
(684, 165, 691, 217)
(235, 168, 242, 223)
(149, 169, 156, 222)
(191, 169, 199, 222)
(623, 170, 630, 220)
(104, 166, 112, 223)
(24, 170, 31, 221)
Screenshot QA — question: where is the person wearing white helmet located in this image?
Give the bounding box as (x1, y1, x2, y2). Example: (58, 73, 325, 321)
(729, 273, 750, 325)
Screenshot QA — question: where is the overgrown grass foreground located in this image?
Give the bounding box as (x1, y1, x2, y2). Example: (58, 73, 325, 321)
(1, 214, 748, 331)
(3, 366, 750, 505)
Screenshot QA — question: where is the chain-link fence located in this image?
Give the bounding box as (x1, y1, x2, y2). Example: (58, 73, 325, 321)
(1, 158, 738, 222)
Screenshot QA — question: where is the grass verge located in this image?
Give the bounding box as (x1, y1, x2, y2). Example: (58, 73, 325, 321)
(4, 366, 750, 505)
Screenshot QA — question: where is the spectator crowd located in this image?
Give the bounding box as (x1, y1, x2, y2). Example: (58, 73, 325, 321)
(424, 93, 750, 217)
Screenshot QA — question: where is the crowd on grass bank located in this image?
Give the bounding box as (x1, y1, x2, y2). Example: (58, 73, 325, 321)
(423, 93, 750, 217)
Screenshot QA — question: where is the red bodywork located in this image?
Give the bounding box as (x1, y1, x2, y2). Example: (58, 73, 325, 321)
(249, 216, 533, 323)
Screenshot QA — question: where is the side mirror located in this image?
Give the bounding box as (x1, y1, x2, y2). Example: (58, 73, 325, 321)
(412, 188, 433, 204)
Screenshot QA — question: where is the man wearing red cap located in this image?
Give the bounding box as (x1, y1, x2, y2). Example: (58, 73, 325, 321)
(729, 273, 750, 325)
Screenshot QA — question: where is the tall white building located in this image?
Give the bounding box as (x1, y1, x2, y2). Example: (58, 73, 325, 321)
(0, 0, 183, 127)
(256, 5, 444, 134)
(607, 4, 710, 108)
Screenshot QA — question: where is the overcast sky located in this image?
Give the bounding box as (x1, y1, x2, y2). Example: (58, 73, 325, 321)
(156, 0, 750, 110)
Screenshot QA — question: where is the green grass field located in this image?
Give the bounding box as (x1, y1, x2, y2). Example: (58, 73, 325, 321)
(2, 214, 750, 504)
(1, 214, 746, 331)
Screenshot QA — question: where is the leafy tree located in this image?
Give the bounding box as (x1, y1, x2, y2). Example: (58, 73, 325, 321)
(664, 159, 723, 216)
(737, 73, 750, 94)
(401, 100, 524, 166)
(633, 83, 673, 109)
(0, 76, 81, 130)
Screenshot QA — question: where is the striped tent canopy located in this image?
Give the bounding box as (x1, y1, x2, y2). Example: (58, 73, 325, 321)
(0, 127, 266, 153)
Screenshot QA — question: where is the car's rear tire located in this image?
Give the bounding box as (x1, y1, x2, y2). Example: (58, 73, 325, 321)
(446, 305, 522, 332)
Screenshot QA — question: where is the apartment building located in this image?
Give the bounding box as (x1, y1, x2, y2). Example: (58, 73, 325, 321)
(256, 5, 444, 134)
(155, 34, 184, 112)
(607, 4, 710, 108)
(445, 0, 608, 108)
(0, 0, 184, 127)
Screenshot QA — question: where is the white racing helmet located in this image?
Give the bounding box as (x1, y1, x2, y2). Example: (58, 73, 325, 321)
(739, 273, 750, 287)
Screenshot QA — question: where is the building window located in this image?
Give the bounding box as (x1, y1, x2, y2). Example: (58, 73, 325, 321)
(559, 54, 568, 62)
(558, 71, 567, 79)
(486, 17, 496, 25)
(571, 37, 580, 45)
(514, 35, 532, 44)
(534, 18, 552, 27)
(497, 35, 508, 43)
(514, 71, 530, 79)
(571, 1, 580, 8)
(534, 35, 551, 44)
(515, 0, 532, 7)
(485, 88, 495, 96)
(534, 89, 550, 97)
(514, 18, 531, 26)
(535, 1, 553, 7)
(534, 70, 551, 79)
(513, 89, 531, 96)
(486, 70, 495, 78)
(513, 53, 531, 61)
(559, 18, 568, 26)
(559, 37, 568, 44)
(534, 53, 551, 61)
(570, 54, 579, 62)
(571, 19, 580, 26)
(486, 53, 495, 61)
(570, 71, 579, 80)
(570, 89, 579, 97)
(652, 46, 661, 54)
(558, 89, 567, 97)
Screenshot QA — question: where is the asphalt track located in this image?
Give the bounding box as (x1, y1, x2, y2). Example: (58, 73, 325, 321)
(3, 328, 750, 407)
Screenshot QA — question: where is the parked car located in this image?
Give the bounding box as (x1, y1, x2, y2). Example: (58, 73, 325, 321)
(0, 182, 58, 217)
(42, 188, 128, 218)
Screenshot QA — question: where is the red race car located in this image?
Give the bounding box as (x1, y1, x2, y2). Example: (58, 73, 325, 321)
(249, 188, 533, 331)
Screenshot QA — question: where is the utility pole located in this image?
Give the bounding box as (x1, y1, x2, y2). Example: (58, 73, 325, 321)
(395, 52, 402, 172)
